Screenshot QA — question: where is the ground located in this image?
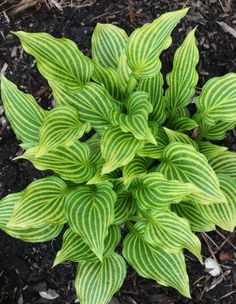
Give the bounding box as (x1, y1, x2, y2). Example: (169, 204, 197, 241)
(0, 0, 236, 303)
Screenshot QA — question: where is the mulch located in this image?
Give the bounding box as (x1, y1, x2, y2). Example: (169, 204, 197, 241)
(0, 0, 236, 303)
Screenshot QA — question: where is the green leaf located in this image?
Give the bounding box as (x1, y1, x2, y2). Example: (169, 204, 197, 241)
(18, 141, 96, 184)
(111, 91, 156, 144)
(197, 174, 236, 231)
(7, 176, 67, 228)
(144, 209, 201, 261)
(172, 201, 215, 232)
(122, 157, 151, 186)
(75, 252, 126, 304)
(113, 182, 137, 224)
(51, 81, 120, 134)
(123, 221, 190, 297)
(163, 127, 198, 150)
(54, 225, 121, 266)
(198, 120, 236, 140)
(131, 172, 196, 210)
(65, 183, 116, 260)
(14, 31, 93, 89)
(37, 105, 90, 156)
(165, 29, 199, 113)
(1, 76, 47, 147)
(158, 142, 226, 204)
(92, 23, 128, 69)
(125, 8, 188, 78)
(194, 73, 236, 124)
(138, 71, 166, 123)
(0, 192, 63, 242)
(168, 116, 198, 132)
(117, 52, 132, 93)
(101, 127, 144, 174)
(198, 141, 228, 160)
(209, 150, 236, 180)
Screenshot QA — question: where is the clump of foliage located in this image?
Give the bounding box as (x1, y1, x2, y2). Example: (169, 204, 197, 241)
(1, 8, 236, 303)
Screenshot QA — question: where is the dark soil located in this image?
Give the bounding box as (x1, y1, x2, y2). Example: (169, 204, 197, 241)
(0, 1, 236, 303)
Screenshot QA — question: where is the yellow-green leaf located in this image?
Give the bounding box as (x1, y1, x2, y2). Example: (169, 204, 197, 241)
(123, 221, 190, 297)
(65, 184, 116, 260)
(125, 8, 188, 78)
(14, 31, 93, 89)
(1, 76, 47, 147)
(209, 150, 236, 180)
(92, 23, 128, 69)
(198, 141, 228, 160)
(75, 252, 126, 304)
(158, 143, 226, 204)
(165, 29, 199, 113)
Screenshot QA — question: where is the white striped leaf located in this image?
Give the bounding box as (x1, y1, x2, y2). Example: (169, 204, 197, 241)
(75, 252, 126, 304)
(197, 174, 236, 231)
(101, 127, 144, 174)
(172, 201, 215, 232)
(163, 127, 198, 150)
(92, 23, 128, 69)
(194, 73, 236, 124)
(15, 31, 93, 89)
(54, 225, 121, 266)
(209, 150, 236, 180)
(0, 192, 63, 242)
(131, 172, 196, 210)
(165, 29, 199, 113)
(113, 182, 137, 225)
(92, 63, 125, 99)
(7, 176, 68, 228)
(111, 91, 156, 144)
(168, 116, 198, 132)
(1, 76, 47, 147)
(158, 143, 226, 204)
(198, 141, 228, 160)
(123, 221, 190, 297)
(18, 141, 96, 184)
(144, 209, 202, 261)
(65, 184, 116, 260)
(51, 82, 121, 134)
(198, 120, 236, 140)
(138, 70, 166, 123)
(125, 8, 188, 78)
(37, 105, 90, 156)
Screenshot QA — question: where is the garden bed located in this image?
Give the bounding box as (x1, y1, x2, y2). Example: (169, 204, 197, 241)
(0, 0, 236, 303)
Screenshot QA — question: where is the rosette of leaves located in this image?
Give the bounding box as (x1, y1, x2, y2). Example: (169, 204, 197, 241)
(1, 8, 236, 304)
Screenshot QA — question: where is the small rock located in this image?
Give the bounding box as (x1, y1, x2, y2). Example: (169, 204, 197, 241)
(205, 257, 221, 276)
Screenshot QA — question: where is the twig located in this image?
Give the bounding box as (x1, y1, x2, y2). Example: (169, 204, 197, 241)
(216, 289, 236, 302)
(215, 229, 236, 251)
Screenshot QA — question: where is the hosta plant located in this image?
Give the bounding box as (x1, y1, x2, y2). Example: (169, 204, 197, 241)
(1, 8, 236, 303)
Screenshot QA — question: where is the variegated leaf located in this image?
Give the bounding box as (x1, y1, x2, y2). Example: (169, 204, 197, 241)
(198, 141, 228, 160)
(15, 31, 93, 89)
(65, 183, 116, 260)
(157, 143, 226, 204)
(138, 70, 166, 123)
(172, 201, 215, 232)
(198, 120, 236, 140)
(194, 73, 236, 124)
(123, 221, 190, 297)
(75, 252, 126, 304)
(1, 76, 46, 147)
(101, 127, 144, 174)
(7, 176, 68, 228)
(18, 141, 96, 184)
(144, 209, 202, 260)
(54, 225, 121, 266)
(37, 105, 90, 156)
(209, 150, 236, 180)
(92, 23, 128, 69)
(165, 29, 199, 113)
(168, 116, 198, 132)
(131, 172, 196, 210)
(126, 8, 188, 78)
(163, 127, 198, 150)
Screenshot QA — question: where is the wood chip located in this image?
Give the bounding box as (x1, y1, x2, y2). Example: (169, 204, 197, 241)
(217, 21, 236, 38)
